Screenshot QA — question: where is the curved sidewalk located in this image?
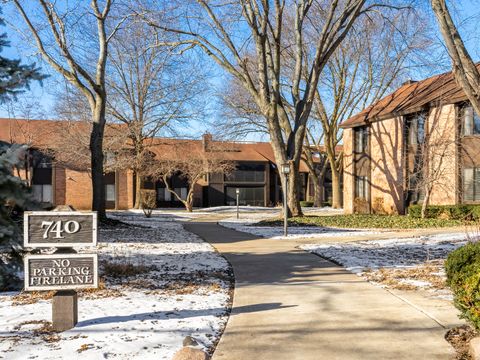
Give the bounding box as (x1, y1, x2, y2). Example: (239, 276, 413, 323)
(183, 222, 454, 360)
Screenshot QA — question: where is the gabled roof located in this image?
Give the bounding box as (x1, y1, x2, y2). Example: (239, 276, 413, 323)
(340, 66, 473, 129)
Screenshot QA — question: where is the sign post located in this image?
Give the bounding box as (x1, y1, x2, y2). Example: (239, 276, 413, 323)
(23, 211, 98, 331)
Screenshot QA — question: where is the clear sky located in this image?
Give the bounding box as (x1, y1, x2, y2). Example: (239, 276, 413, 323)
(1, 1, 480, 141)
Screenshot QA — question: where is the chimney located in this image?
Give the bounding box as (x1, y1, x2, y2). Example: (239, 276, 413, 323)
(402, 79, 417, 86)
(202, 133, 213, 152)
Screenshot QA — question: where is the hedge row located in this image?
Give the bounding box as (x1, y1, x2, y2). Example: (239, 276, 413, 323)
(446, 242, 480, 330)
(408, 204, 480, 220)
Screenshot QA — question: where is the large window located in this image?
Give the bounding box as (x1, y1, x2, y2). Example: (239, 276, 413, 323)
(226, 164, 265, 182)
(406, 112, 426, 145)
(355, 176, 368, 199)
(33, 184, 52, 203)
(463, 168, 480, 202)
(354, 127, 368, 153)
(225, 186, 264, 206)
(462, 104, 480, 136)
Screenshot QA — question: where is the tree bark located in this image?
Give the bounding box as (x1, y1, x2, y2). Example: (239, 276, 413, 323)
(431, 0, 480, 115)
(288, 169, 303, 217)
(134, 172, 143, 209)
(331, 167, 342, 209)
(90, 100, 106, 220)
(313, 177, 323, 207)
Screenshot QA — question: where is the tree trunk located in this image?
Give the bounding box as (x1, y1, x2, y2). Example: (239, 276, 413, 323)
(185, 201, 193, 212)
(421, 187, 431, 219)
(313, 179, 323, 207)
(90, 100, 106, 220)
(288, 169, 303, 217)
(331, 167, 342, 209)
(134, 172, 143, 209)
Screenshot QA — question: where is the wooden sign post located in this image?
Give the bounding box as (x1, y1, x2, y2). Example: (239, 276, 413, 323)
(23, 211, 98, 331)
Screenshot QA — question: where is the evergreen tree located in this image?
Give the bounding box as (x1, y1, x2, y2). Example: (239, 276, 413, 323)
(0, 15, 46, 102)
(0, 9, 45, 290)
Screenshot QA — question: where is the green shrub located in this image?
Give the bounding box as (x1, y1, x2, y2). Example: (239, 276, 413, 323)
(300, 201, 314, 207)
(409, 204, 480, 220)
(445, 241, 480, 329)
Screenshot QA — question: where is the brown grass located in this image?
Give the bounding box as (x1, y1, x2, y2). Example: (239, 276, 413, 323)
(102, 261, 154, 278)
(446, 325, 478, 360)
(363, 260, 446, 291)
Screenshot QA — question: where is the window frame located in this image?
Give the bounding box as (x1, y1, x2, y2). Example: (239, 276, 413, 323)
(460, 103, 480, 136)
(354, 126, 368, 154)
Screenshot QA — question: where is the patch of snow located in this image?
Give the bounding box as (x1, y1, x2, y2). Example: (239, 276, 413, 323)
(0, 215, 231, 360)
(302, 233, 466, 273)
(301, 232, 468, 292)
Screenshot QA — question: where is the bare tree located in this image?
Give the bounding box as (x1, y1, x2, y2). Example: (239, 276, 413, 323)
(431, 0, 480, 115)
(106, 21, 206, 208)
(305, 9, 431, 209)
(148, 142, 233, 212)
(405, 106, 458, 218)
(11, 0, 130, 219)
(141, 0, 385, 216)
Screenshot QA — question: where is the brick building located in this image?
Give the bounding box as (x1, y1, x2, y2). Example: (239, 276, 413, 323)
(1, 118, 327, 210)
(341, 68, 480, 214)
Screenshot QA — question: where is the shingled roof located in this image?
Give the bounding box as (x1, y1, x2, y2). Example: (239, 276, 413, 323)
(340, 67, 471, 129)
(0, 118, 313, 171)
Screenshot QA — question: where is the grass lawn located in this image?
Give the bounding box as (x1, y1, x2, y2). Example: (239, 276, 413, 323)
(258, 214, 474, 229)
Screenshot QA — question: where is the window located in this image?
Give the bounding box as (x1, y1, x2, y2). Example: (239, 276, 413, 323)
(463, 168, 480, 201)
(462, 104, 480, 135)
(226, 164, 265, 182)
(225, 187, 264, 206)
(33, 184, 52, 203)
(407, 112, 426, 145)
(164, 189, 171, 201)
(354, 127, 368, 153)
(355, 176, 368, 199)
(105, 184, 115, 202)
(173, 187, 188, 201)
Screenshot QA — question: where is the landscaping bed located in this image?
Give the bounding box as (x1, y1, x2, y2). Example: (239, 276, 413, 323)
(259, 214, 473, 229)
(0, 214, 232, 359)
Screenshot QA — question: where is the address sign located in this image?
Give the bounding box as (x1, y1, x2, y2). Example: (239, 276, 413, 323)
(24, 211, 97, 248)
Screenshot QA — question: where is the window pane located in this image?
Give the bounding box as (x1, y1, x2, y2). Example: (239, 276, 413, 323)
(417, 115, 425, 144)
(474, 111, 480, 135)
(156, 187, 165, 201)
(180, 188, 188, 201)
(33, 185, 43, 202)
(464, 106, 474, 135)
(164, 189, 171, 201)
(464, 168, 474, 201)
(475, 169, 480, 201)
(105, 184, 115, 201)
(42, 184, 52, 203)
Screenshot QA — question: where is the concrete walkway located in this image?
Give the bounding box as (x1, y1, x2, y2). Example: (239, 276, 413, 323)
(184, 222, 456, 360)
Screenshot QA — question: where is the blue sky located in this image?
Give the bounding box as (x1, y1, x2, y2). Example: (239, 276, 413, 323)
(1, 1, 480, 141)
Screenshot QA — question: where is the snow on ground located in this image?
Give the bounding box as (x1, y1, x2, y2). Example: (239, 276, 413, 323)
(301, 232, 469, 296)
(0, 214, 231, 360)
(220, 212, 380, 240)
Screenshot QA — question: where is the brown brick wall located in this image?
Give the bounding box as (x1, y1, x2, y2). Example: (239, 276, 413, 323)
(343, 128, 354, 214)
(426, 104, 457, 206)
(117, 170, 133, 210)
(53, 165, 66, 206)
(369, 116, 405, 214)
(64, 169, 93, 210)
